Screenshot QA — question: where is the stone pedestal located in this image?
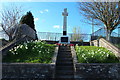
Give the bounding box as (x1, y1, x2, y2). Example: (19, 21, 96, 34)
(59, 8, 70, 44)
(59, 36, 70, 44)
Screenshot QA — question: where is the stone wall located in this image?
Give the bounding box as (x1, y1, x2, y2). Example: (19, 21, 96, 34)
(2, 47, 58, 79)
(111, 37, 120, 44)
(0, 39, 9, 48)
(2, 46, 120, 79)
(90, 38, 120, 58)
(2, 63, 55, 79)
(75, 63, 120, 79)
(71, 46, 120, 79)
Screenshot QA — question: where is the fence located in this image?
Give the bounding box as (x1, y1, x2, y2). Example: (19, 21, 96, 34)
(0, 31, 8, 40)
(91, 27, 120, 46)
(37, 32, 91, 42)
(91, 28, 120, 40)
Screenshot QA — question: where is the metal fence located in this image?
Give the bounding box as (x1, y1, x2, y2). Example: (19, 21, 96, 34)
(37, 32, 91, 42)
(0, 31, 9, 40)
(91, 27, 120, 45)
(91, 27, 120, 40)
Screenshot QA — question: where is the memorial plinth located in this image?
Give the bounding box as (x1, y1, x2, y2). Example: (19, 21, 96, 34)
(59, 8, 70, 44)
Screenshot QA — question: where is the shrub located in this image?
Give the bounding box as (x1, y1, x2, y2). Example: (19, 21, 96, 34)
(75, 46, 119, 63)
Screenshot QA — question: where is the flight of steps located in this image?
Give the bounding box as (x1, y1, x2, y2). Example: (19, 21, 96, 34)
(55, 45, 74, 79)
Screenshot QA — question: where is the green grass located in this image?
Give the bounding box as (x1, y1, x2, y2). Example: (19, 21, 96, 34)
(3, 41, 56, 63)
(75, 46, 119, 63)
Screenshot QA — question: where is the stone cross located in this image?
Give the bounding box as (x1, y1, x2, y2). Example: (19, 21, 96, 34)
(62, 8, 68, 36)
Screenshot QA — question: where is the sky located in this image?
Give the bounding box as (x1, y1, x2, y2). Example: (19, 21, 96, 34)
(0, 2, 100, 34)
(0, 1, 119, 40)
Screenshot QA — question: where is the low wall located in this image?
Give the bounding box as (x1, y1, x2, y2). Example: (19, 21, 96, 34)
(71, 47, 120, 79)
(111, 37, 120, 44)
(2, 63, 55, 79)
(2, 47, 58, 79)
(0, 39, 9, 48)
(90, 38, 120, 58)
(75, 63, 120, 79)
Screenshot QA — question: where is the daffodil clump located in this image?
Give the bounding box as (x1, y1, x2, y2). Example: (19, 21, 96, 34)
(76, 46, 119, 63)
(3, 41, 56, 63)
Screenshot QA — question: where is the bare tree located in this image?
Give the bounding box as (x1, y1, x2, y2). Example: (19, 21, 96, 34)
(0, 4, 23, 41)
(78, 1, 120, 41)
(72, 26, 84, 41)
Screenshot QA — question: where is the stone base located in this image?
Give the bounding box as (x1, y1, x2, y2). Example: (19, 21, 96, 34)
(59, 36, 70, 44)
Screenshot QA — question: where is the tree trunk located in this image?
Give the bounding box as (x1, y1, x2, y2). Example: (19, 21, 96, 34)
(9, 36, 13, 41)
(106, 30, 112, 41)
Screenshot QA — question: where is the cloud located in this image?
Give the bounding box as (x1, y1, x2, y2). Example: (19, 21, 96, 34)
(53, 25, 60, 29)
(34, 18, 39, 21)
(44, 9, 48, 12)
(40, 9, 49, 14)
(40, 11, 43, 14)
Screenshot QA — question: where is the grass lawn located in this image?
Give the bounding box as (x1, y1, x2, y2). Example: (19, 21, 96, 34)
(75, 46, 119, 63)
(3, 41, 56, 63)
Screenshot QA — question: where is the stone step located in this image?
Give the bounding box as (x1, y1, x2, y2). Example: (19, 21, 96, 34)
(57, 58, 73, 62)
(55, 45, 74, 79)
(56, 70, 74, 75)
(58, 53, 72, 56)
(59, 50, 71, 52)
(55, 75, 74, 79)
(59, 46, 70, 47)
(59, 51, 71, 53)
(56, 66, 73, 70)
(59, 47, 70, 50)
(58, 52, 72, 54)
(59, 49, 70, 51)
(57, 57, 73, 61)
(58, 58, 73, 63)
(56, 62, 73, 66)
(58, 54, 72, 58)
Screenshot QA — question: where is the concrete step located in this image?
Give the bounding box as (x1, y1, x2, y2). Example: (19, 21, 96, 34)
(58, 58, 73, 63)
(57, 58, 73, 62)
(55, 45, 74, 79)
(59, 49, 70, 51)
(59, 50, 71, 52)
(58, 54, 72, 58)
(58, 53, 72, 56)
(57, 57, 73, 61)
(55, 75, 74, 79)
(59, 46, 70, 48)
(59, 47, 70, 50)
(56, 66, 73, 70)
(56, 62, 73, 66)
(56, 70, 74, 75)
(59, 51, 72, 54)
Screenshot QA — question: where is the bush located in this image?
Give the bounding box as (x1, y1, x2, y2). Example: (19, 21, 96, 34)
(75, 46, 119, 63)
(3, 41, 56, 63)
